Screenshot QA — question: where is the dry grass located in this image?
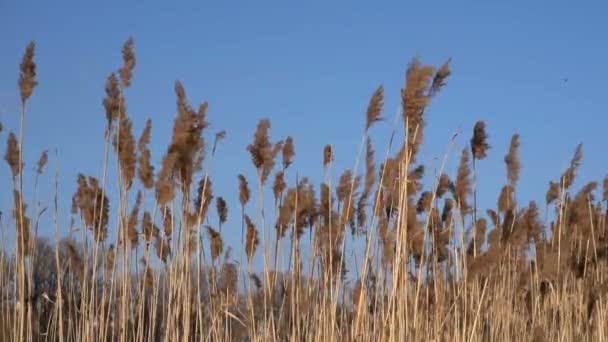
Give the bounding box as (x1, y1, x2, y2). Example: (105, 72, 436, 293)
(1, 38, 608, 342)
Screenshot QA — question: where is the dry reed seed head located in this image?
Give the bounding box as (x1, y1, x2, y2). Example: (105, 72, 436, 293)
(215, 196, 228, 225)
(282, 136, 295, 169)
(436, 173, 453, 198)
(504, 134, 521, 187)
(323, 144, 333, 167)
(356, 192, 368, 232)
(521, 201, 543, 242)
(154, 236, 170, 263)
(470, 218, 487, 256)
(127, 190, 142, 248)
(19, 41, 38, 103)
(561, 143, 583, 189)
(4, 132, 22, 177)
(195, 176, 213, 219)
(113, 110, 137, 189)
(161, 206, 173, 237)
(276, 187, 296, 238)
(164, 81, 208, 192)
(73, 175, 109, 242)
(12, 190, 32, 256)
(365, 85, 384, 131)
(401, 58, 435, 162)
(220, 262, 238, 295)
(407, 164, 425, 194)
(236, 174, 251, 207)
(119, 37, 136, 88)
(294, 178, 318, 237)
(569, 181, 598, 227)
(454, 148, 472, 211)
(442, 198, 454, 223)
(416, 191, 433, 214)
(546, 181, 560, 205)
(35, 149, 48, 175)
(487, 209, 500, 228)
(138, 148, 155, 188)
(142, 211, 156, 243)
(104, 244, 115, 271)
(206, 226, 223, 262)
(212, 130, 226, 156)
(155, 151, 178, 204)
(336, 169, 354, 203)
(470, 121, 490, 160)
(498, 184, 516, 213)
(250, 273, 262, 291)
(246, 118, 278, 184)
(272, 171, 287, 203)
(244, 215, 259, 263)
(103, 73, 123, 129)
(137, 119, 152, 152)
(429, 58, 451, 96)
(364, 137, 376, 194)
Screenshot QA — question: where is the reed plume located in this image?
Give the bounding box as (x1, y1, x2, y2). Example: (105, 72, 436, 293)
(504, 134, 521, 187)
(416, 191, 433, 214)
(103, 73, 123, 131)
(454, 148, 472, 211)
(216, 197, 228, 228)
(195, 176, 213, 219)
(211, 130, 226, 157)
(470, 121, 490, 160)
(142, 211, 158, 244)
(436, 173, 453, 198)
(73, 175, 109, 242)
(35, 150, 48, 175)
(206, 226, 223, 263)
(247, 119, 282, 184)
(113, 107, 136, 189)
(154, 236, 170, 263)
(119, 37, 135, 88)
(498, 185, 516, 213)
(365, 85, 384, 131)
(429, 58, 451, 96)
(561, 143, 583, 189)
(282, 136, 295, 169)
(364, 137, 376, 195)
(5, 132, 22, 177)
(401, 58, 435, 162)
(238, 174, 251, 207)
(161, 206, 173, 237)
(105, 244, 115, 271)
(323, 144, 333, 167)
(137, 119, 152, 151)
(19, 41, 38, 104)
(273, 171, 286, 204)
(127, 190, 142, 248)
(546, 181, 560, 205)
(12, 190, 31, 256)
(159, 81, 208, 195)
(244, 214, 259, 265)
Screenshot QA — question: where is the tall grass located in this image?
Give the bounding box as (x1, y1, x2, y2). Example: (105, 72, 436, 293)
(1, 38, 608, 342)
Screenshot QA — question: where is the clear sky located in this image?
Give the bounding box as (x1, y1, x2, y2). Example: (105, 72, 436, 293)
(1, 2, 607, 270)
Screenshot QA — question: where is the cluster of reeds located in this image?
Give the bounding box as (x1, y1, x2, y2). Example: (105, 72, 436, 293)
(1, 39, 608, 342)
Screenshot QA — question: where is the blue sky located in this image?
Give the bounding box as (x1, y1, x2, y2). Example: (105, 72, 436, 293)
(1, 2, 607, 270)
